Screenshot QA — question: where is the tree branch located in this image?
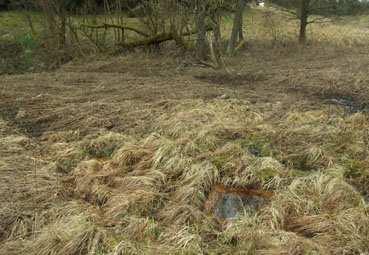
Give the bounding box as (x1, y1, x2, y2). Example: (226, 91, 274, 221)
(118, 26, 213, 49)
(80, 23, 149, 37)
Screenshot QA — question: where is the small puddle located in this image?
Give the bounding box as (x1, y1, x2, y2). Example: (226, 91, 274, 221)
(205, 184, 273, 220)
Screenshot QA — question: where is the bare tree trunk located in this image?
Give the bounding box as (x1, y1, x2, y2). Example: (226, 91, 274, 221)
(211, 9, 224, 69)
(195, 1, 208, 60)
(39, 0, 67, 49)
(59, 13, 67, 49)
(299, 0, 310, 44)
(238, 15, 244, 41)
(227, 0, 246, 55)
(40, 0, 56, 37)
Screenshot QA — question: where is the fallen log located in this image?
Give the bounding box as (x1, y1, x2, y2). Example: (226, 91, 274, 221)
(80, 23, 149, 37)
(119, 32, 179, 48)
(118, 26, 213, 49)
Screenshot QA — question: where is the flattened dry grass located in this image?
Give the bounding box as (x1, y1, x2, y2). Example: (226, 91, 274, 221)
(2, 5, 369, 254)
(2, 93, 369, 254)
(2, 95, 369, 254)
(0, 120, 57, 253)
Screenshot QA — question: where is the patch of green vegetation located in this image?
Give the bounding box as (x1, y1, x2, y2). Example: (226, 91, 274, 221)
(0, 39, 44, 74)
(210, 143, 245, 169)
(82, 141, 119, 158)
(211, 153, 230, 170)
(1, 11, 28, 36)
(329, 159, 369, 200)
(290, 168, 311, 177)
(254, 167, 279, 182)
(343, 159, 369, 179)
(343, 159, 369, 191)
(0, 11, 48, 74)
(17, 33, 39, 68)
(56, 153, 84, 174)
(237, 137, 272, 157)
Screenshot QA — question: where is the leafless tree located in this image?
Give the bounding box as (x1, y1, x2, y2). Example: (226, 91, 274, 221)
(227, 0, 246, 54)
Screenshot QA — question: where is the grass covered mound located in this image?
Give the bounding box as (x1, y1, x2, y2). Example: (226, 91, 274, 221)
(1, 98, 368, 254)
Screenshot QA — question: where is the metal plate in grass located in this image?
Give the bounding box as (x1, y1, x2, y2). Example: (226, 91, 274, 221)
(205, 184, 273, 220)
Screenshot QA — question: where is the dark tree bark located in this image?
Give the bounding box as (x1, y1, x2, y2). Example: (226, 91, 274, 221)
(227, 0, 246, 55)
(298, 0, 310, 44)
(211, 9, 223, 69)
(238, 14, 244, 41)
(59, 13, 67, 48)
(195, 1, 209, 60)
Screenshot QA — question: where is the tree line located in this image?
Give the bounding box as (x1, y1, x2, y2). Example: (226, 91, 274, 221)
(2, 0, 369, 65)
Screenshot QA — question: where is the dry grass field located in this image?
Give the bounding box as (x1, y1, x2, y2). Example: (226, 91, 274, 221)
(1, 6, 369, 255)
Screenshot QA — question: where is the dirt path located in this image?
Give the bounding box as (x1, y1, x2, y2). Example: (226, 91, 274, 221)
(1, 47, 369, 140)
